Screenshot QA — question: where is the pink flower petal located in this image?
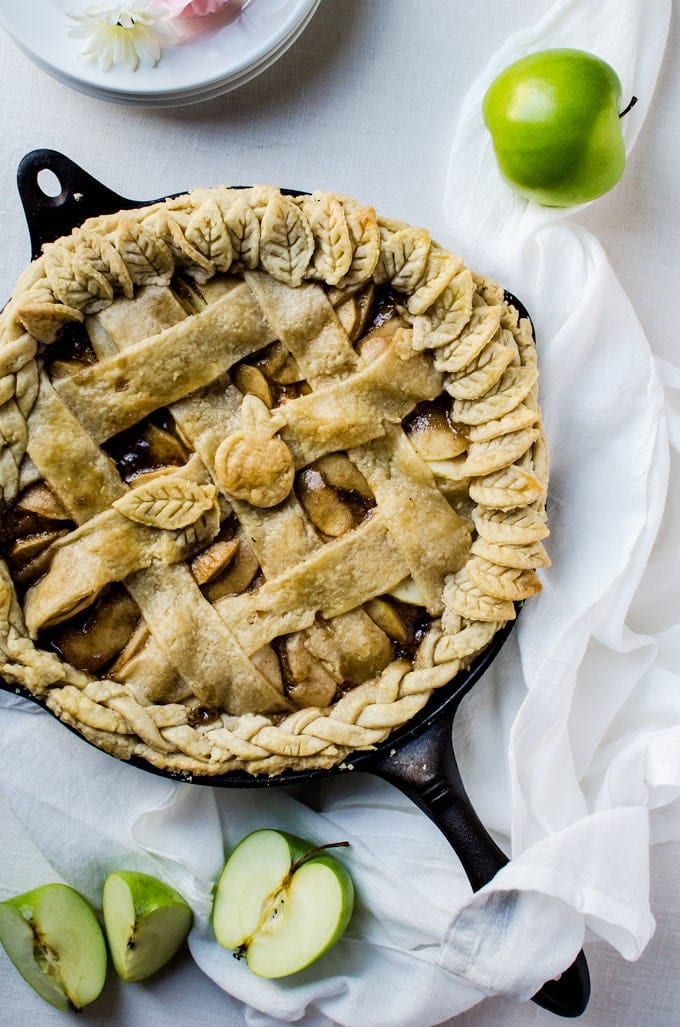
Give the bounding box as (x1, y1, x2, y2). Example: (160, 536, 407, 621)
(155, 0, 233, 17)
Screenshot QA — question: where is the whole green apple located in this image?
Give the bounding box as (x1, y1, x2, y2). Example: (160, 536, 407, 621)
(482, 48, 633, 206)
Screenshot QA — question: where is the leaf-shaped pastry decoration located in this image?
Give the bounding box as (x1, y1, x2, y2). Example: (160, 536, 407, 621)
(510, 315, 538, 369)
(462, 426, 540, 477)
(471, 536, 551, 570)
(16, 302, 83, 344)
(165, 189, 204, 215)
(338, 204, 381, 286)
(175, 504, 221, 549)
(467, 555, 542, 602)
(529, 432, 549, 487)
(241, 185, 280, 219)
(472, 502, 549, 545)
(471, 270, 505, 307)
(16, 278, 84, 343)
(434, 301, 503, 373)
(445, 330, 516, 401)
(377, 215, 411, 242)
(413, 267, 475, 352)
(70, 229, 134, 299)
(301, 192, 353, 286)
(113, 477, 217, 530)
(115, 219, 175, 287)
(13, 275, 55, 308)
(469, 462, 545, 509)
(43, 243, 113, 314)
(376, 227, 431, 291)
(156, 211, 215, 281)
(225, 195, 261, 269)
(260, 194, 314, 287)
(466, 402, 538, 443)
(444, 567, 516, 623)
(407, 251, 463, 316)
(186, 198, 234, 272)
(451, 365, 539, 425)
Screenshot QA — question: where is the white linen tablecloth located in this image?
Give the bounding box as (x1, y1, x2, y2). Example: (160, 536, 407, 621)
(1, 2, 679, 1024)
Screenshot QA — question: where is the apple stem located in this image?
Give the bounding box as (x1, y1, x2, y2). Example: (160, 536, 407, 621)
(289, 841, 350, 877)
(619, 96, 638, 119)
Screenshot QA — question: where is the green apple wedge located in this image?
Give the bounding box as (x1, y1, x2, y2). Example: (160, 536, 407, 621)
(212, 829, 354, 979)
(0, 883, 107, 1011)
(482, 48, 633, 206)
(102, 870, 193, 982)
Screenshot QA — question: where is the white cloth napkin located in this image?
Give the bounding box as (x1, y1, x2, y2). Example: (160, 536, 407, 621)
(0, 1, 677, 1024)
(441, 0, 678, 989)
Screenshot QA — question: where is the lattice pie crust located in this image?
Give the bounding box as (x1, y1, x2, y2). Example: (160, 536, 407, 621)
(0, 187, 549, 777)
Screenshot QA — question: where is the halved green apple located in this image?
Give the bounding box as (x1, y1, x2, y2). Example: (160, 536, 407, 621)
(0, 883, 107, 1011)
(102, 870, 193, 982)
(212, 828, 354, 979)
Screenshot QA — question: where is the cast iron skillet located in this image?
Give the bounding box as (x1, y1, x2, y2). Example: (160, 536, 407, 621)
(3, 149, 590, 1018)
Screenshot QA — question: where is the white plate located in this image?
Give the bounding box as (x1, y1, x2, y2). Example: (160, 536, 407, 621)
(0, 0, 321, 106)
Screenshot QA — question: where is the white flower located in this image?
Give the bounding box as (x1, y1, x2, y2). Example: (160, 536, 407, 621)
(68, 2, 177, 72)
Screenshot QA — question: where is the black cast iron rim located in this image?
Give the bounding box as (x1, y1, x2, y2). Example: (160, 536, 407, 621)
(3, 149, 525, 788)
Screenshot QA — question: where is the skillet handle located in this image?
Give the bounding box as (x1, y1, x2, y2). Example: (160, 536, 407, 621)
(371, 715, 590, 1018)
(375, 714, 509, 889)
(17, 149, 143, 259)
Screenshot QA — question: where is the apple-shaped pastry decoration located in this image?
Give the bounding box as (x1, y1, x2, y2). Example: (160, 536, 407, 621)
(102, 870, 193, 982)
(482, 48, 635, 206)
(212, 829, 354, 978)
(0, 883, 107, 1011)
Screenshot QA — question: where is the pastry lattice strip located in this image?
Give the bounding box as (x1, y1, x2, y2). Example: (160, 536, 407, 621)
(20, 274, 467, 714)
(0, 186, 549, 775)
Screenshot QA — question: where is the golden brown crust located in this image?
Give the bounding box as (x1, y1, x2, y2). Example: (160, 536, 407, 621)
(0, 185, 548, 776)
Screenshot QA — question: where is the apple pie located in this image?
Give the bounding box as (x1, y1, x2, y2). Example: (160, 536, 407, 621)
(0, 186, 549, 776)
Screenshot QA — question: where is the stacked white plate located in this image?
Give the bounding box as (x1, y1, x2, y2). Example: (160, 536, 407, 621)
(0, 0, 322, 107)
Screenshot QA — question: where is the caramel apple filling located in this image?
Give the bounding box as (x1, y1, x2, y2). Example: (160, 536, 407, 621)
(0, 185, 548, 776)
(2, 274, 472, 714)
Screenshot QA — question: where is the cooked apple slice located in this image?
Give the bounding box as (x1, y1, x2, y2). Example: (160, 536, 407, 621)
(102, 871, 193, 982)
(0, 883, 107, 1011)
(212, 829, 354, 979)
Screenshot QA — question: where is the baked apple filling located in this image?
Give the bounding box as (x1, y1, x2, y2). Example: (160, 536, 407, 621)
(0, 187, 549, 775)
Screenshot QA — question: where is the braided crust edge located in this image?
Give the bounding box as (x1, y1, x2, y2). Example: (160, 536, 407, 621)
(0, 186, 548, 777)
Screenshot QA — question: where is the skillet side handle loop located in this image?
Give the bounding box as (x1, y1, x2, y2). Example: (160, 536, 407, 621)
(17, 149, 142, 259)
(371, 716, 591, 1018)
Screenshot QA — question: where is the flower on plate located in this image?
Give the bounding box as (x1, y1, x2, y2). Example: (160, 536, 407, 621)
(156, 0, 236, 16)
(68, 3, 177, 72)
